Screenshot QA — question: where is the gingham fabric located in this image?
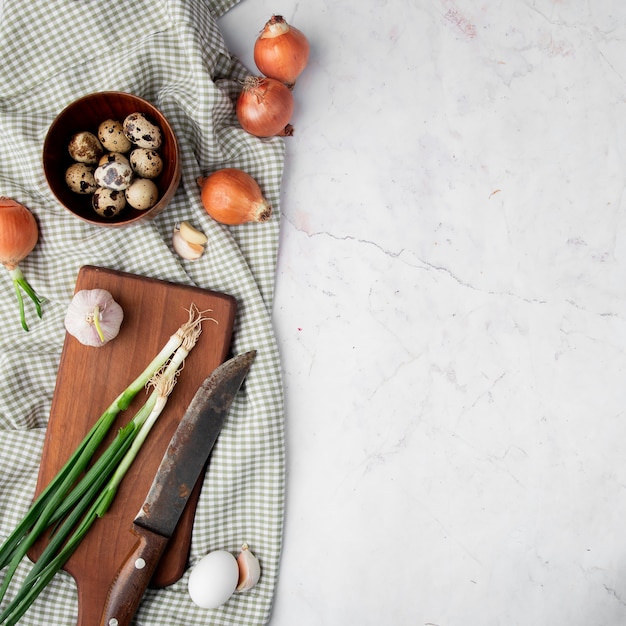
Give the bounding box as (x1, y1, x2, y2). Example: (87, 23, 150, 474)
(0, 1, 285, 624)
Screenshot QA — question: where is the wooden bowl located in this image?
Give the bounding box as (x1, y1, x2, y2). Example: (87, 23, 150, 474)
(43, 92, 181, 227)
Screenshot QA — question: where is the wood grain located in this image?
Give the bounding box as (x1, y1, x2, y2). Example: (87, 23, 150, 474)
(27, 266, 236, 625)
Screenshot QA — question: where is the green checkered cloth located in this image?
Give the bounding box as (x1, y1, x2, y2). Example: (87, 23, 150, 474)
(0, 1, 285, 624)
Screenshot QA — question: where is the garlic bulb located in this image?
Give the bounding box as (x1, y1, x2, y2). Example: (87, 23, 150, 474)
(64, 288, 124, 347)
(236, 543, 261, 592)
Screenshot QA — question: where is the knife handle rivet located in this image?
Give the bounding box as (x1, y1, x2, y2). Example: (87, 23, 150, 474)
(108, 619, 119, 626)
(135, 557, 147, 570)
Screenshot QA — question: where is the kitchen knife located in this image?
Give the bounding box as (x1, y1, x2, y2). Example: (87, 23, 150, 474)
(98, 349, 256, 626)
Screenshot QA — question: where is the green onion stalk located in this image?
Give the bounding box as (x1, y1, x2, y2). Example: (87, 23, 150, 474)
(10, 267, 43, 332)
(0, 304, 213, 622)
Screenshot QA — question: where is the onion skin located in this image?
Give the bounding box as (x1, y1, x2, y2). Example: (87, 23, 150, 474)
(0, 197, 38, 271)
(0, 197, 42, 331)
(254, 15, 310, 87)
(236, 76, 294, 138)
(198, 169, 272, 226)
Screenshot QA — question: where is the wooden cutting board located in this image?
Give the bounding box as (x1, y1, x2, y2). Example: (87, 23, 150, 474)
(28, 265, 236, 625)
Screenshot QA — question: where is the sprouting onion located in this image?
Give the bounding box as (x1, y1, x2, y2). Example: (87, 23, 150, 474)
(0, 197, 43, 331)
(0, 304, 215, 624)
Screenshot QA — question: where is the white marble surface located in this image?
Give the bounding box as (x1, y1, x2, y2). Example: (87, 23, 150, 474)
(219, 2, 626, 624)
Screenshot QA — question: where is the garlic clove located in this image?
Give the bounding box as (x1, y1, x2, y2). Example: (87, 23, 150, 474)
(179, 220, 208, 246)
(172, 229, 204, 260)
(236, 543, 261, 592)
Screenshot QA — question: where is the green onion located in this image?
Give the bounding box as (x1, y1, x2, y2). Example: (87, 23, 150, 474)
(10, 267, 43, 332)
(0, 304, 213, 622)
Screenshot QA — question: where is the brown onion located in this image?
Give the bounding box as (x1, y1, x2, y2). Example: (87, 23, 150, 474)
(198, 168, 272, 225)
(0, 196, 42, 330)
(254, 15, 310, 87)
(236, 76, 294, 138)
(0, 197, 38, 271)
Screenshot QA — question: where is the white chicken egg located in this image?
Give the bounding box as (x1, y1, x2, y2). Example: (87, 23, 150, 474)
(188, 550, 239, 609)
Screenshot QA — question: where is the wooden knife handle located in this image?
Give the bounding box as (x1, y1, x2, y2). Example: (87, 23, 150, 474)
(98, 525, 169, 626)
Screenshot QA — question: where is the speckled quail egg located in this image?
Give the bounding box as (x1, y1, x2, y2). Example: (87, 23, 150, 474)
(68, 131, 103, 164)
(92, 187, 126, 218)
(97, 119, 132, 153)
(129, 148, 163, 179)
(125, 178, 159, 210)
(123, 112, 162, 149)
(98, 151, 131, 167)
(65, 163, 97, 194)
(94, 157, 134, 191)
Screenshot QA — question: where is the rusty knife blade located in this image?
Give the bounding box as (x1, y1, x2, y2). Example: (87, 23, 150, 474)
(98, 349, 255, 626)
(135, 349, 255, 536)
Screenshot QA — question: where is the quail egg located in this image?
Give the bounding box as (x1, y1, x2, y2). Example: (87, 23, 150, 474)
(98, 152, 131, 167)
(123, 112, 162, 149)
(125, 178, 158, 210)
(129, 148, 163, 179)
(92, 187, 126, 218)
(65, 163, 97, 194)
(98, 119, 132, 153)
(94, 157, 134, 191)
(68, 131, 103, 164)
